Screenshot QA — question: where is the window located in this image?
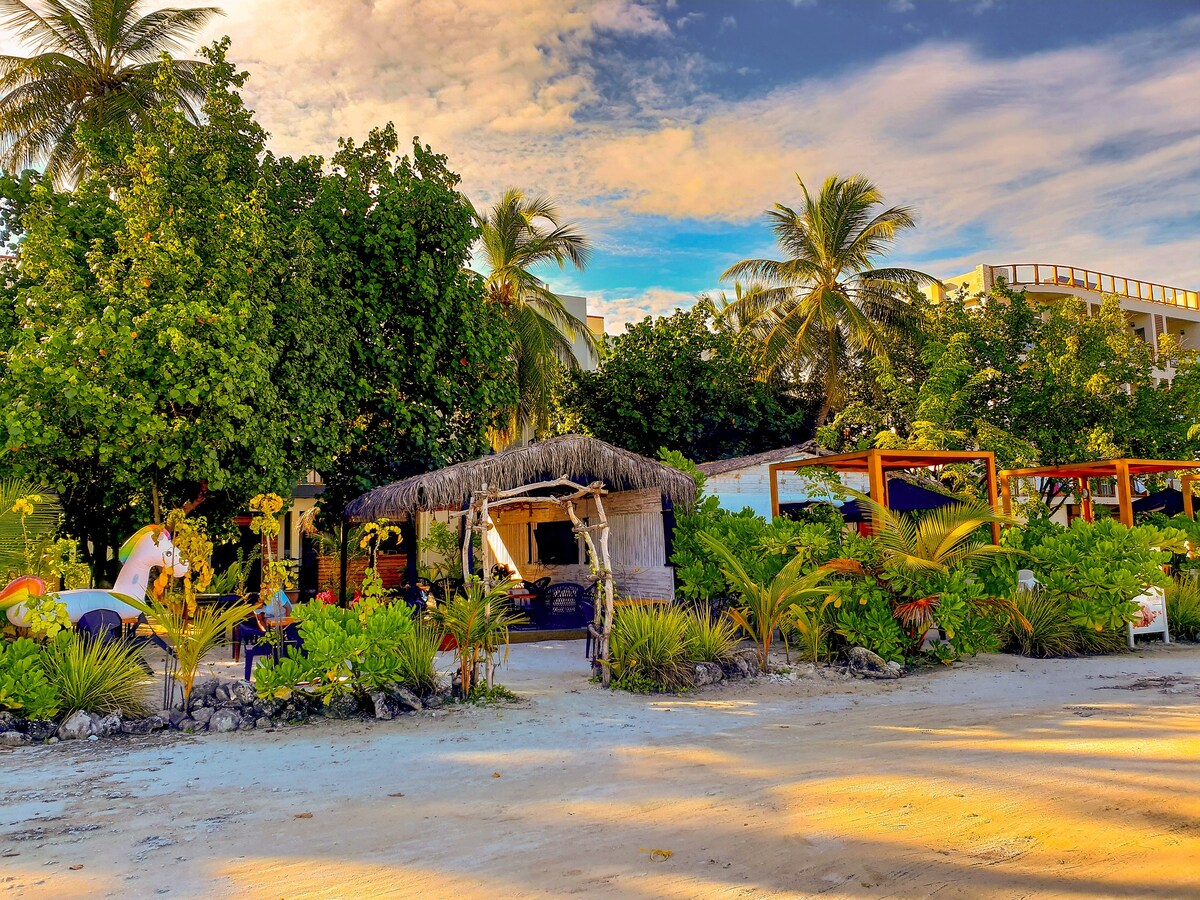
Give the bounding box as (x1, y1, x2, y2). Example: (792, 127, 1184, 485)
(534, 521, 578, 565)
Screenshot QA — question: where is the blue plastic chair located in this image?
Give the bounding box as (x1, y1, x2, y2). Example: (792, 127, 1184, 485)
(240, 620, 302, 680)
(76, 609, 124, 644)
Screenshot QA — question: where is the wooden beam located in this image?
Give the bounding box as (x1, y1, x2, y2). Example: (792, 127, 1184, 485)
(1078, 478, 1094, 523)
(867, 450, 886, 536)
(769, 461, 781, 519)
(1114, 461, 1134, 527)
(999, 472, 1013, 517)
(984, 453, 1001, 544)
(1184, 475, 1197, 521)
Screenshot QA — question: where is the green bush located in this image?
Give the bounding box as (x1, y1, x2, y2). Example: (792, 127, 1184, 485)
(608, 605, 694, 692)
(683, 611, 739, 664)
(833, 579, 907, 664)
(44, 633, 151, 718)
(255, 598, 441, 705)
(1166, 576, 1200, 642)
(1003, 589, 1079, 658)
(0, 637, 59, 719)
(1022, 518, 1185, 632)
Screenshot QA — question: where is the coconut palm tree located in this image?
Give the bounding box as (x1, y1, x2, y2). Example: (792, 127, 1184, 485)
(477, 188, 596, 445)
(722, 174, 932, 425)
(0, 0, 221, 185)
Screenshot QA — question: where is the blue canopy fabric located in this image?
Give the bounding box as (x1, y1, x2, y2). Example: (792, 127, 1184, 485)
(1132, 488, 1184, 516)
(837, 479, 961, 523)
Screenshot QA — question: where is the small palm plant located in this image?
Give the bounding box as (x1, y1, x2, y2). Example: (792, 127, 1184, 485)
(431, 577, 524, 698)
(852, 491, 1030, 638)
(129, 593, 253, 713)
(44, 632, 152, 718)
(699, 532, 860, 673)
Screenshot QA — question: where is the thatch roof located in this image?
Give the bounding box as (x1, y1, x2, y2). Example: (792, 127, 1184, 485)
(344, 434, 698, 521)
(697, 440, 827, 477)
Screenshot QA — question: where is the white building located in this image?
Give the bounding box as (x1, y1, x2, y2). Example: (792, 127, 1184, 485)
(697, 443, 868, 518)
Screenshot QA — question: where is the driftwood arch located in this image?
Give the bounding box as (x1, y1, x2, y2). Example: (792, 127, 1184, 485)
(457, 477, 616, 685)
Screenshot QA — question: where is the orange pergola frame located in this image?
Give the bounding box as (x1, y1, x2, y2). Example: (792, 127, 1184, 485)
(770, 449, 1002, 544)
(999, 459, 1200, 527)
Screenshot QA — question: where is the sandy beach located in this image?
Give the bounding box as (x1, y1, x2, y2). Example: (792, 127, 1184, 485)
(2, 641, 1198, 899)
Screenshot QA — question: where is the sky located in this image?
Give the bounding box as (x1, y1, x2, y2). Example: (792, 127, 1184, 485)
(10, 0, 1200, 330)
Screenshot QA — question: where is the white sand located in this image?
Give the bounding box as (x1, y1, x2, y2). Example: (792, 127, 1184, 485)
(2, 641, 1199, 899)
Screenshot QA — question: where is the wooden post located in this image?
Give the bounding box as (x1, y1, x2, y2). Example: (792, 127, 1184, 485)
(1184, 475, 1197, 521)
(866, 450, 886, 535)
(562, 488, 613, 684)
(999, 472, 1013, 516)
(1114, 462, 1134, 527)
(769, 462, 781, 520)
(460, 506, 475, 585)
(985, 454, 1001, 544)
(1077, 478, 1094, 523)
(479, 487, 492, 590)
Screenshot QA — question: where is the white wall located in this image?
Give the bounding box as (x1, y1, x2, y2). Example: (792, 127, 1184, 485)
(706, 464, 868, 519)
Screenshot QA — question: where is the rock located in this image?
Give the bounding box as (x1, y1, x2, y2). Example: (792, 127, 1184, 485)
(96, 714, 122, 737)
(382, 683, 422, 712)
(121, 715, 165, 735)
(256, 717, 273, 730)
(177, 718, 201, 734)
(0, 730, 31, 747)
(692, 662, 725, 686)
(167, 708, 189, 729)
(25, 719, 56, 742)
(369, 691, 395, 720)
(422, 694, 444, 710)
(886, 661, 904, 675)
(191, 708, 214, 728)
(58, 710, 100, 741)
(208, 709, 242, 733)
(193, 677, 220, 700)
(229, 680, 257, 708)
(324, 693, 360, 720)
(724, 648, 759, 679)
(847, 647, 902, 679)
(0, 711, 22, 732)
(238, 716, 255, 730)
(214, 685, 230, 704)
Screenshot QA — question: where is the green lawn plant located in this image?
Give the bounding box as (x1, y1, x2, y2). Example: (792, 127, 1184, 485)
(699, 531, 859, 673)
(0, 636, 59, 719)
(608, 605, 695, 692)
(130, 593, 253, 714)
(1166, 576, 1200, 642)
(44, 632, 151, 718)
(683, 610, 739, 664)
(431, 577, 524, 698)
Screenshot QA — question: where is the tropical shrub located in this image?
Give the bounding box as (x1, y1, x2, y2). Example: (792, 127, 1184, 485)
(1002, 589, 1079, 658)
(1165, 576, 1200, 642)
(683, 610, 739, 664)
(833, 583, 907, 664)
(0, 637, 59, 719)
(1021, 518, 1186, 632)
(256, 597, 440, 705)
(787, 598, 836, 664)
(608, 605, 694, 692)
(430, 578, 523, 697)
(700, 531, 858, 673)
(130, 594, 254, 713)
(43, 633, 151, 718)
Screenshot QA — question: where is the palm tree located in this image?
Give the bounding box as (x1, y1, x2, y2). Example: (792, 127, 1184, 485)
(477, 188, 596, 444)
(0, 0, 221, 185)
(722, 174, 932, 425)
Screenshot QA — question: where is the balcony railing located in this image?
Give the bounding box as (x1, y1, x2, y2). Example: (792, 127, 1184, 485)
(988, 264, 1199, 311)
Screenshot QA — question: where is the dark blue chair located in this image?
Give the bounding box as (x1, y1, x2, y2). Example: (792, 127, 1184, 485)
(239, 620, 302, 680)
(76, 609, 124, 644)
(542, 582, 589, 630)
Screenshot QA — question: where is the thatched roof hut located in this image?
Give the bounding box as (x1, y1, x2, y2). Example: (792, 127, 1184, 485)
(344, 434, 697, 522)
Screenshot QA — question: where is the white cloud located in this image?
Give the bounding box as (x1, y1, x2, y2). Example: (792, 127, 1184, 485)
(889, 0, 916, 12)
(589, 288, 701, 331)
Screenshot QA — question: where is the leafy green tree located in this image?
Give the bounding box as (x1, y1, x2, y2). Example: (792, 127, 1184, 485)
(722, 174, 931, 424)
(476, 188, 595, 443)
(0, 45, 327, 576)
(567, 301, 810, 460)
(0, 0, 221, 185)
(310, 127, 518, 514)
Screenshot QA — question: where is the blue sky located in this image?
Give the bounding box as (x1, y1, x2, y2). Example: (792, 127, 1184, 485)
(12, 0, 1193, 330)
